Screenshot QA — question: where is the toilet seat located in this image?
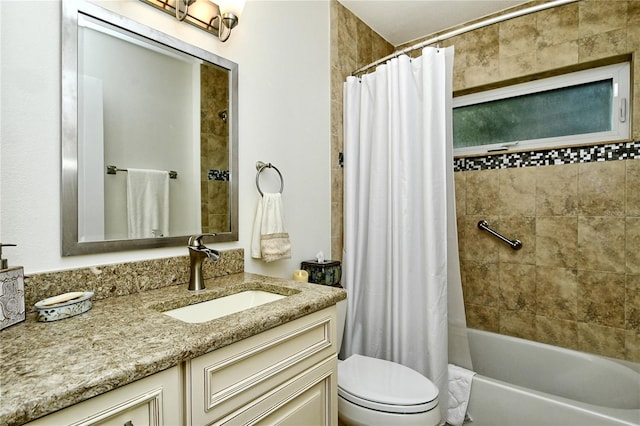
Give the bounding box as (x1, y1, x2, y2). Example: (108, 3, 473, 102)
(338, 354, 439, 414)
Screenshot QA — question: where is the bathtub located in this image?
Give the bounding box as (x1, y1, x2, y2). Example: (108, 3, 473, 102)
(465, 329, 640, 426)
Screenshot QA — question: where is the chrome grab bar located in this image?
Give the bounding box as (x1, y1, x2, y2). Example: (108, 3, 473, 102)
(477, 220, 522, 250)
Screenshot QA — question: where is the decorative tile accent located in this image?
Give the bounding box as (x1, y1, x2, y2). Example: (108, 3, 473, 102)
(454, 141, 640, 172)
(208, 169, 230, 181)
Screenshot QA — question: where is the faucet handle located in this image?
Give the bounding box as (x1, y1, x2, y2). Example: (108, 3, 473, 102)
(188, 234, 216, 248)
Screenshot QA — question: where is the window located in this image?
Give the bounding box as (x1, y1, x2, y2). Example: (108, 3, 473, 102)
(453, 62, 630, 156)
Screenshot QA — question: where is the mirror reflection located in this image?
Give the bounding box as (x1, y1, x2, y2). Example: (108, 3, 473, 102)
(62, 1, 238, 255)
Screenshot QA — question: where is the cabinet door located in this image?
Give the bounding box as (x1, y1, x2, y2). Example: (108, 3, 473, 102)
(26, 367, 182, 426)
(219, 356, 338, 426)
(188, 307, 337, 425)
(259, 379, 332, 426)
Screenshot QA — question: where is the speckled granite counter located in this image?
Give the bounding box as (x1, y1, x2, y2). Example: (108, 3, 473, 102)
(0, 272, 346, 425)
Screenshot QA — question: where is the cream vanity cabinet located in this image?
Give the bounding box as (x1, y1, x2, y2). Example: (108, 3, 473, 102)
(27, 366, 182, 426)
(26, 306, 337, 426)
(185, 306, 338, 426)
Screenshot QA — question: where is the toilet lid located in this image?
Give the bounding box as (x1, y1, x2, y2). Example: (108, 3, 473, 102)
(338, 354, 439, 414)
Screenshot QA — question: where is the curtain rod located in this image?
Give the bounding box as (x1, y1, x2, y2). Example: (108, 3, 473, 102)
(352, 0, 579, 76)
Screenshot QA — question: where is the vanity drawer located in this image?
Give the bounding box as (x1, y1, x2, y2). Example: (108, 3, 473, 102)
(187, 307, 336, 425)
(26, 366, 181, 426)
(218, 356, 337, 425)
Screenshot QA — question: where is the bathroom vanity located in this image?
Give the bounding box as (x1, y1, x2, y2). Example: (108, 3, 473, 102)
(0, 272, 345, 425)
(185, 307, 337, 425)
(0, 2, 343, 423)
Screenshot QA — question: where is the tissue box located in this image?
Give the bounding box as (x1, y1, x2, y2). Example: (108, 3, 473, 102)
(0, 266, 26, 330)
(301, 260, 342, 286)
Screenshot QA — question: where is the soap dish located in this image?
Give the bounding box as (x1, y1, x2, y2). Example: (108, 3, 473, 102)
(35, 291, 94, 322)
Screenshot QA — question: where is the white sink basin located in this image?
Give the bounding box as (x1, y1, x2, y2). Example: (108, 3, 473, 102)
(162, 290, 286, 323)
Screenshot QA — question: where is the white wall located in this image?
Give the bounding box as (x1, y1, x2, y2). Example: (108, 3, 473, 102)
(0, 0, 331, 278)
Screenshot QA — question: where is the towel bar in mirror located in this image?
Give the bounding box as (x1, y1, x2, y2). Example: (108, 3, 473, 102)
(61, 0, 238, 255)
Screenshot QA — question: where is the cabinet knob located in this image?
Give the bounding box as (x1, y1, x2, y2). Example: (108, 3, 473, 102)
(124, 421, 134, 426)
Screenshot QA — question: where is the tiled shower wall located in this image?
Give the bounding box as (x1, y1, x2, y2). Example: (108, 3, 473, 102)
(330, 0, 639, 362)
(456, 157, 639, 362)
(200, 63, 230, 233)
(329, 1, 394, 259)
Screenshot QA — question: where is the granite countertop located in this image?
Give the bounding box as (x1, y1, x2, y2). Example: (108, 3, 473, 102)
(0, 272, 346, 425)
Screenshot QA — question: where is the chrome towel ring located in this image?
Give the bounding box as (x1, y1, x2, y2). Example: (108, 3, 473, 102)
(255, 161, 284, 196)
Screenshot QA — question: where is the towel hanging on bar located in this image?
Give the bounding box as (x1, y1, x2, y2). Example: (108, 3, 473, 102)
(107, 165, 177, 179)
(251, 193, 291, 262)
(126, 169, 170, 239)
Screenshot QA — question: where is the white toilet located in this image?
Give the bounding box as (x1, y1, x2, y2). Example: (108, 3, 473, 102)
(336, 300, 441, 426)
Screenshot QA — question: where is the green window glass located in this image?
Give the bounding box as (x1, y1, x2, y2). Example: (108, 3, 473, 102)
(454, 80, 613, 149)
(451, 62, 630, 155)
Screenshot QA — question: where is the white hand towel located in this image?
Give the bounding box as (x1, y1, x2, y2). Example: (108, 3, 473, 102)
(251, 193, 291, 262)
(447, 364, 476, 426)
(126, 168, 169, 239)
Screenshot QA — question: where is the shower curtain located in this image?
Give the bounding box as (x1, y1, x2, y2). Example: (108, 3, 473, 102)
(342, 46, 469, 421)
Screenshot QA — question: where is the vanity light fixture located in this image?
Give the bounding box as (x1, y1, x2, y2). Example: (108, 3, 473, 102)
(140, 0, 245, 42)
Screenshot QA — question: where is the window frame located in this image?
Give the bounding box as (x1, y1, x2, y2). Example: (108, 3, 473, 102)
(452, 62, 631, 156)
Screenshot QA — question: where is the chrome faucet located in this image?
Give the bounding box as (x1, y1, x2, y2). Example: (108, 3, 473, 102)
(187, 234, 220, 291)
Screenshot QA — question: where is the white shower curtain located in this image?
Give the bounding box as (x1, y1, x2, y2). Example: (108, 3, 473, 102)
(342, 47, 468, 421)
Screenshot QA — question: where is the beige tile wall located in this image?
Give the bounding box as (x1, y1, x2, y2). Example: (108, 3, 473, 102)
(330, 0, 639, 361)
(399, 0, 640, 104)
(201, 63, 230, 233)
(457, 160, 639, 362)
(448, 0, 639, 362)
(329, 1, 394, 261)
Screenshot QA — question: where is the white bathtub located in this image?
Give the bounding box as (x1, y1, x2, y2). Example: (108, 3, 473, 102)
(465, 329, 640, 426)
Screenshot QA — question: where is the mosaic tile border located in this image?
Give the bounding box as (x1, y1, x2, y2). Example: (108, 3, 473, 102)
(208, 169, 230, 181)
(454, 141, 640, 172)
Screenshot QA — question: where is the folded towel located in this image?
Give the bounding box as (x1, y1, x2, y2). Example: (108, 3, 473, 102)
(126, 168, 169, 239)
(447, 364, 476, 426)
(251, 193, 291, 262)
